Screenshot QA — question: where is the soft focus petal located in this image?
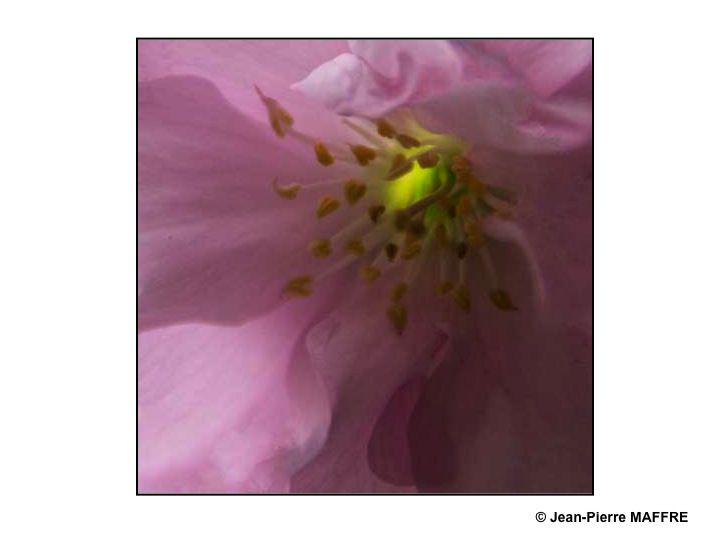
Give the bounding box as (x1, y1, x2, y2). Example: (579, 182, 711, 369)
(139, 39, 350, 128)
(408, 314, 591, 493)
(457, 39, 592, 98)
(293, 40, 467, 117)
(290, 288, 447, 493)
(138, 300, 333, 493)
(138, 75, 350, 329)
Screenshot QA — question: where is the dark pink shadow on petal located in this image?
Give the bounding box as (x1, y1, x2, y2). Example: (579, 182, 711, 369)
(367, 376, 427, 486)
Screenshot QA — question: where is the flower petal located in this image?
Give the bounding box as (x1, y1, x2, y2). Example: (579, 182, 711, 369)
(138, 300, 332, 493)
(138, 75, 351, 329)
(139, 39, 350, 125)
(290, 289, 447, 492)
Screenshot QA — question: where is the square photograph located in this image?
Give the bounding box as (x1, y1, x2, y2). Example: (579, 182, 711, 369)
(137, 38, 593, 494)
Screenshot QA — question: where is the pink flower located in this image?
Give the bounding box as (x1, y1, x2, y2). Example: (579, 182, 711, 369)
(138, 39, 592, 493)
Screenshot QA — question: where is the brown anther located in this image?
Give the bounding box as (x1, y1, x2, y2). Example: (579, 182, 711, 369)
(451, 155, 472, 175)
(434, 224, 448, 245)
(314, 142, 334, 166)
(308, 239, 332, 258)
(386, 303, 408, 335)
(359, 265, 381, 282)
(349, 144, 377, 166)
(344, 238, 366, 256)
(452, 284, 471, 311)
(407, 218, 427, 239)
(385, 243, 399, 262)
(464, 220, 483, 247)
(456, 242, 468, 260)
(283, 275, 313, 298)
(316, 196, 341, 218)
(255, 86, 294, 138)
(343, 179, 367, 205)
(436, 281, 454, 295)
(396, 133, 421, 149)
(489, 289, 519, 311)
(385, 154, 413, 181)
(458, 195, 473, 216)
(401, 242, 422, 260)
(272, 178, 301, 200)
(394, 210, 410, 231)
(417, 151, 440, 169)
(376, 118, 396, 138)
(468, 179, 486, 196)
(367, 204, 386, 223)
(390, 282, 408, 303)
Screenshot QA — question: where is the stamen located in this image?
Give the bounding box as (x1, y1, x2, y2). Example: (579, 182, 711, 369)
(384, 242, 399, 262)
(376, 118, 396, 138)
(309, 239, 332, 258)
(394, 211, 410, 231)
(404, 181, 453, 218)
(390, 282, 408, 303)
(417, 150, 440, 169)
(406, 218, 427, 241)
(401, 242, 422, 260)
(434, 224, 448, 245)
(316, 196, 341, 218)
(272, 178, 301, 200)
(368, 204, 386, 223)
(283, 275, 313, 298)
(349, 144, 377, 166)
(343, 179, 367, 205)
(314, 142, 335, 166)
(344, 238, 366, 256)
(342, 118, 387, 148)
(396, 133, 421, 149)
(359, 265, 381, 283)
(436, 281, 454, 295)
(452, 284, 471, 311)
(255, 86, 294, 138)
(456, 242, 468, 260)
(385, 154, 413, 181)
(489, 289, 518, 311)
(386, 303, 408, 335)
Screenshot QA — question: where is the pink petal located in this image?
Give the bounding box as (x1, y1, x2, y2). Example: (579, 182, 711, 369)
(293, 40, 468, 117)
(460, 39, 592, 99)
(138, 75, 349, 329)
(290, 290, 447, 493)
(408, 315, 591, 493)
(139, 39, 350, 127)
(138, 300, 333, 493)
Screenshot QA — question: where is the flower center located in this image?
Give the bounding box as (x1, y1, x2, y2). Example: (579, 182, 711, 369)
(258, 87, 520, 335)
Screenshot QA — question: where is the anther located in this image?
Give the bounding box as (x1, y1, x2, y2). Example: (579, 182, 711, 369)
(367, 204, 386, 223)
(283, 275, 313, 298)
(390, 282, 408, 303)
(316, 196, 341, 218)
(458, 195, 473, 216)
(255, 86, 294, 138)
(417, 150, 440, 169)
(468, 179, 486, 196)
(456, 242, 468, 260)
(272, 178, 301, 200)
(376, 118, 396, 138)
(401, 242, 422, 260)
(314, 142, 335, 166)
(359, 265, 381, 282)
(349, 144, 377, 166)
(452, 284, 471, 311)
(436, 281, 454, 295)
(309, 239, 332, 258)
(451, 155, 472, 176)
(396, 133, 421, 149)
(384, 242, 399, 262)
(489, 289, 519, 311)
(394, 211, 410, 231)
(343, 179, 367, 205)
(407, 218, 427, 239)
(434, 224, 448, 245)
(386, 303, 408, 335)
(385, 154, 414, 181)
(344, 238, 366, 256)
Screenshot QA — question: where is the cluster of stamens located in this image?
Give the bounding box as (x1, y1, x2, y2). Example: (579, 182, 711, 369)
(257, 87, 519, 335)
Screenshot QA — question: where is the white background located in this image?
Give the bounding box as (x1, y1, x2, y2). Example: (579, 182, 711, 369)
(1, 1, 718, 538)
